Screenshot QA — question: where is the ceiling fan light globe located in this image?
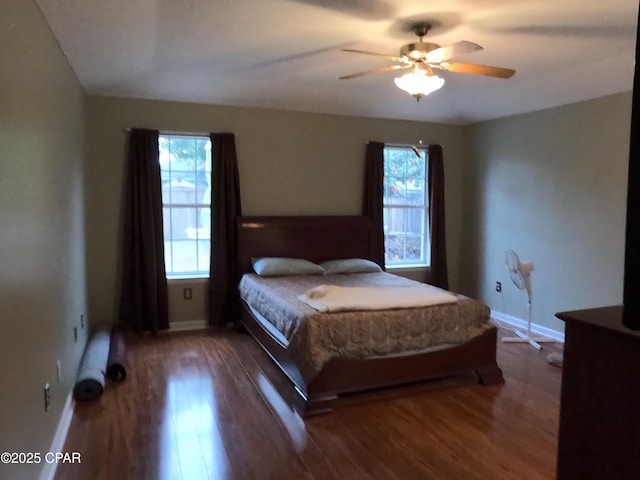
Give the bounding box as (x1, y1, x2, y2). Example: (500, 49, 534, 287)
(394, 72, 445, 98)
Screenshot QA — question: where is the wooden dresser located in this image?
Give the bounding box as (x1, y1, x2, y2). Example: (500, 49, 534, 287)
(555, 306, 640, 480)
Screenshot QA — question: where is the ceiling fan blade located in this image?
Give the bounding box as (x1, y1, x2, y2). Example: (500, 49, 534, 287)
(341, 49, 404, 62)
(339, 64, 411, 80)
(436, 62, 516, 78)
(426, 41, 483, 63)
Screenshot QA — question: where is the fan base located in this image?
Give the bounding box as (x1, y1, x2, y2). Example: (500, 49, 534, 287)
(502, 329, 555, 350)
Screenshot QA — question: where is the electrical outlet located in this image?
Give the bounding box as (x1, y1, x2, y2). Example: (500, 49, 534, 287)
(44, 383, 51, 412)
(495, 281, 502, 293)
(183, 288, 192, 300)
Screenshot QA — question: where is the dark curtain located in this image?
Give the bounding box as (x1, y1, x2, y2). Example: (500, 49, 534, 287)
(363, 141, 385, 268)
(427, 144, 449, 290)
(208, 133, 242, 326)
(118, 129, 169, 333)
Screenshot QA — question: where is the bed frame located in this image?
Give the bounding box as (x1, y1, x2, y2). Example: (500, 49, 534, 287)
(237, 215, 504, 416)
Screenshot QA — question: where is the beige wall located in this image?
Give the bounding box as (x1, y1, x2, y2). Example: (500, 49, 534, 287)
(0, 1, 88, 479)
(462, 92, 631, 332)
(86, 96, 467, 326)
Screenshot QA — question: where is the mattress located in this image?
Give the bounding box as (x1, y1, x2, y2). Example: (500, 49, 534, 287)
(239, 272, 492, 383)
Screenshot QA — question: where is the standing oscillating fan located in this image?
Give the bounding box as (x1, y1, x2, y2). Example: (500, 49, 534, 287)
(501, 250, 553, 350)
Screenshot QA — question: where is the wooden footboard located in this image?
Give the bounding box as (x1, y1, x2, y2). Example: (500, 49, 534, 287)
(241, 301, 503, 417)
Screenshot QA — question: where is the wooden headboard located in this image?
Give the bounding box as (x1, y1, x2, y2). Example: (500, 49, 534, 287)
(237, 216, 372, 274)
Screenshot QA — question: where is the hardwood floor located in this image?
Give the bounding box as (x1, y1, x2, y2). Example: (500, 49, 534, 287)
(55, 327, 563, 480)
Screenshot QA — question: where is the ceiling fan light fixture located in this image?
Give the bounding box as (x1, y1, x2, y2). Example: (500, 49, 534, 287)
(394, 71, 445, 101)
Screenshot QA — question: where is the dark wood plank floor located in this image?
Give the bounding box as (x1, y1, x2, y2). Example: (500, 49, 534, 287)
(55, 327, 563, 480)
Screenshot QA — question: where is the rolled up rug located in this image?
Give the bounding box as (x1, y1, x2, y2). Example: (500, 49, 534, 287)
(73, 328, 110, 401)
(106, 325, 128, 381)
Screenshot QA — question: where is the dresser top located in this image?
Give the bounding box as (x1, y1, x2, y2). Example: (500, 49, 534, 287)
(556, 305, 640, 338)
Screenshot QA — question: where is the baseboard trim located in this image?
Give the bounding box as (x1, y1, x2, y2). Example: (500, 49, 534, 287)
(491, 310, 565, 343)
(169, 319, 208, 331)
(39, 391, 74, 480)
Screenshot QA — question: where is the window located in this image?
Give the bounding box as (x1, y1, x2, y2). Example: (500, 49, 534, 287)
(383, 146, 430, 267)
(159, 135, 211, 278)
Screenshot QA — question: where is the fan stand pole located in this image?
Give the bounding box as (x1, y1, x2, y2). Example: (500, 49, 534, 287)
(501, 301, 555, 350)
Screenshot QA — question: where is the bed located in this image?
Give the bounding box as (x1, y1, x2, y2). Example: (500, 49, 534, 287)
(237, 215, 503, 416)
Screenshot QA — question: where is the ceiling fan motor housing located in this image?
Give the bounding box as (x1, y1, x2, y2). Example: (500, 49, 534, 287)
(400, 42, 440, 61)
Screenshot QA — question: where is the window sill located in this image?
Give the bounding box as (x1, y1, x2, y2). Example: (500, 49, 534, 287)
(386, 264, 430, 271)
(167, 276, 209, 284)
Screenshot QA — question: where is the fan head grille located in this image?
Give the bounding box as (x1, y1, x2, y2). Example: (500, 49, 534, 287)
(505, 249, 525, 290)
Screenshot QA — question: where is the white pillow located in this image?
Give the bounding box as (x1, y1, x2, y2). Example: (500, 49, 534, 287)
(252, 257, 325, 277)
(320, 258, 382, 274)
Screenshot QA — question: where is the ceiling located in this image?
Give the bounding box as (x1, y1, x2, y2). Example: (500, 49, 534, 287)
(36, 0, 638, 125)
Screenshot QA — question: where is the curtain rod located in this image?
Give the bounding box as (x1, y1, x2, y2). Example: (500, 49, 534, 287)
(124, 128, 237, 137)
(365, 141, 428, 147)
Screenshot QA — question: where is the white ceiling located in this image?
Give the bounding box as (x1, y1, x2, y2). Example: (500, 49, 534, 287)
(36, 0, 638, 125)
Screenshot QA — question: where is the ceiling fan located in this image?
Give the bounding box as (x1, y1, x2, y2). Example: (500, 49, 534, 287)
(340, 22, 516, 100)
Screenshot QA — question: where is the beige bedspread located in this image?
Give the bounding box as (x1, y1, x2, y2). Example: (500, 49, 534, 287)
(239, 272, 492, 384)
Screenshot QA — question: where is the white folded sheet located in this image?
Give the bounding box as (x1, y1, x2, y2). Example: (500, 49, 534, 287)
(298, 283, 458, 312)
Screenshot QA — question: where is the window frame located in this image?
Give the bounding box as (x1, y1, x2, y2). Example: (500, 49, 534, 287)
(159, 133, 212, 280)
(383, 145, 430, 268)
